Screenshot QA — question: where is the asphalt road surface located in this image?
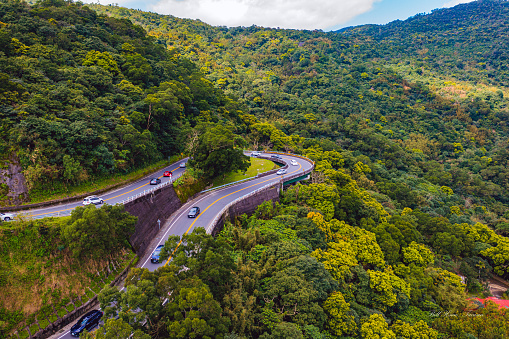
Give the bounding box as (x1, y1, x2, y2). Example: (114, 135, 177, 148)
(49, 152, 313, 339)
(14, 160, 188, 220)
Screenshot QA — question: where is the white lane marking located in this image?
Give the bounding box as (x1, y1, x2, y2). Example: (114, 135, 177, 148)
(140, 192, 215, 268)
(56, 330, 70, 339)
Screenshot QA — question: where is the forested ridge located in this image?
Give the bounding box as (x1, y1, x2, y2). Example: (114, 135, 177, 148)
(0, 0, 245, 202)
(2, 0, 509, 338)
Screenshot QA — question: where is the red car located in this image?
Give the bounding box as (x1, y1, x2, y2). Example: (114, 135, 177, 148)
(163, 171, 172, 177)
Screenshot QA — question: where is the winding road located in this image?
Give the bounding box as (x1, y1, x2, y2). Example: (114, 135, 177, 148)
(43, 152, 314, 339)
(16, 160, 188, 220)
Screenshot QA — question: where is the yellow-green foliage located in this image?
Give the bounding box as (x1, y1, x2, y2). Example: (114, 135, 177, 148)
(368, 267, 411, 311)
(390, 320, 439, 339)
(480, 236, 509, 276)
(402, 242, 434, 267)
(82, 50, 120, 74)
(360, 314, 396, 339)
(308, 212, 385, 268)
(300, 184, 339, 220)
(311, 240, 358, 281)
(323, 292, 356, 336)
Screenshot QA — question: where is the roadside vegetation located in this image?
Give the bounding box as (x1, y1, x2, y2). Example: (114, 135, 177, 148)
(87, 147, 509, 338)
(211, 157, 275, 187)
(27, 158, 174, 204)
(0, 205, 136, 337)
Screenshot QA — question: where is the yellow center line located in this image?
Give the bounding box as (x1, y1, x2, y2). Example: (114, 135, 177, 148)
(163, 162, 303, 266)
(27, 165, 181, 217)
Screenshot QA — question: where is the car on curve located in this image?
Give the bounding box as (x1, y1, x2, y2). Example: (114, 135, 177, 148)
(290, 160, 298, 166)
(83, 196, 103, 205)
(70, 310, 103, 337)
(151, 244, 165, 263)
(188, 206, 200, 218)
(251, 151, 261, 157)
(276, 169, 287, 175)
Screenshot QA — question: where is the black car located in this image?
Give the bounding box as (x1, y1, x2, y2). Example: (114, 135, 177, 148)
(150, 178, 161, 185)
(188, 206, 200, 218)
(270, 154, 282, 160)
(71, 310, 103, 337)
(151, 244, 165, 263)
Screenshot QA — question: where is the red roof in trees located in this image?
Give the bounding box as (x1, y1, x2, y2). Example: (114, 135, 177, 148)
(473, 297, 509, 309)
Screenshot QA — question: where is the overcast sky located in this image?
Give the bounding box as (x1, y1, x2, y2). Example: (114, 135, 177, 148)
(90, 0, 476, 31)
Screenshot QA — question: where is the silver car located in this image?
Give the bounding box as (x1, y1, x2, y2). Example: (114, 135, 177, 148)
(83, 196, 104, 205)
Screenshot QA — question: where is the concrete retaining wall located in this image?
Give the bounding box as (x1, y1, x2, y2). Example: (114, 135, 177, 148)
(125, 184, 182, 258)
(210, 182, 281, 236)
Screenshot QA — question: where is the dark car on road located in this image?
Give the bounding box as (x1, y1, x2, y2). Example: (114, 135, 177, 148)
(270, 154, 282, 160)
(188, 206, 200, 218)
(150, 178, 161, 185)
(151, 244, 165, 263)
(71, 310, 103, 337)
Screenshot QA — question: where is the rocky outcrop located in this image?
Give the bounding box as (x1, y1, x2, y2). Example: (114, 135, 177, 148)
(0, 154, 29, 207)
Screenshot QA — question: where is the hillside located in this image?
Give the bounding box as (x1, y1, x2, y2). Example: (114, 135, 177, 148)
(2, 0, 509, 338)
(0, 0, 244, 204)
(90, 0, 509, 230)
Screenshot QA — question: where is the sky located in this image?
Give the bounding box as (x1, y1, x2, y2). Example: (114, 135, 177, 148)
(89, 0, 476, 31)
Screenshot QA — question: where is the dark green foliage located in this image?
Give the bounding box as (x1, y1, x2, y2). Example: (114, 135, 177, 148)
(0, 0, 246, 198)
(190, 123, 250, 179)
(61, 204, 137, 259)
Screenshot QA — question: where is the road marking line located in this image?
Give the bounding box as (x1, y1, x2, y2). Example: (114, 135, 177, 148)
(27, 165, 181, 217)
(161, 169, 303, 266)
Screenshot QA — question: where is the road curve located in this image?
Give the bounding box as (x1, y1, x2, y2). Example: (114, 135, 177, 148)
(48, 152, 313, 339)
(142, 152, 313, 271)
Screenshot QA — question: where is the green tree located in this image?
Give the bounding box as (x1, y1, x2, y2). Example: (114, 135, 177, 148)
(360, 314, 395, 339)
(190, 124, 250, 179)
(61, 204, 137, 260)
(83, 318, 150, 339)
(323, 291, 356, 337)
(167, 276, 229, 339)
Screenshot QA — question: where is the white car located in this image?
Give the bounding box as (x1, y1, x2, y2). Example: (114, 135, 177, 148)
(276, 169, 287, 175)
(180, 162, 186, 168)
(251, 151, 261, 157)
(290, 160, 298, 166)
(0, 212, 14, 221)
(83, 196, 104, 205)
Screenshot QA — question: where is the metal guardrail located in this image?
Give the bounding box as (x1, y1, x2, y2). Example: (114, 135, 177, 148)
(117, 179, 173, 205)
(200, 175, 258, 194)
(206, 181, 281, 234)
(205, 152, 315, 234)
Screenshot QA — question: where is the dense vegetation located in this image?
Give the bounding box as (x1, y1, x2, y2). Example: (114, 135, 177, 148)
(0, 204, 136, 337)
(91, 148, 509, 338)
(2, 0, 509, 337)
(90, 0, 509, 231)
(0, 0, 246, 202)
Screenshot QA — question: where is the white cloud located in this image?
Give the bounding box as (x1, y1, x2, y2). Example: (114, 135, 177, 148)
(149, 0, 382, 30)
(443, 0, 474, 8)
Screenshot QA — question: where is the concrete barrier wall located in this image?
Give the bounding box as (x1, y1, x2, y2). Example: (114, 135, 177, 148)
(125, 184, 182, 257)
(209, 182, 281, 236)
